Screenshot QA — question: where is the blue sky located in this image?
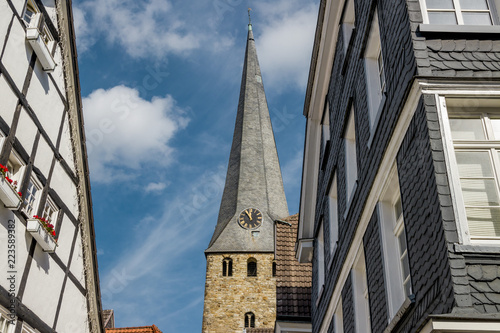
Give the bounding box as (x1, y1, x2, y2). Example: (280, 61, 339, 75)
(72, 0, 318, 331)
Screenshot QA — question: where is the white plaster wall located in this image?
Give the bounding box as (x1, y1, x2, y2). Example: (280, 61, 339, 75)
(56, 278, 89, 333)
(16, 108, 38, 154)
(0, 1, 13, 49)
(22, 247, 65, 325)
(51, 161, 79, 217)
(1, 18, 31, 90)
(54, 214, 75, 267)
(0, 75, 18, 127)
(40, 0, 58, 33)
(33, 136, 53, 178)
(70, 231, 85, 286)
(10, 0, 25, 17)
(50, 44, 65, 92)
(26, 61, 65, 144)
(59, 116, 76, 173)
(0, 206, 30, 293)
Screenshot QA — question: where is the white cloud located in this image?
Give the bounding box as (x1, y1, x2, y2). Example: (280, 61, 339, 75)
(77, 0, 200, 58)
(82, 85, 189, 183)
(72, 5, 94, 53)
(144, 182, 168, 193)
(281, 150, 304, 191)
(255, 1, 318, 91)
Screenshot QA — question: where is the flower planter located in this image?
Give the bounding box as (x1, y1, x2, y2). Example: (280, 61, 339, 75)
(0, 177, 22, 210)
(27, 219, 57, 253)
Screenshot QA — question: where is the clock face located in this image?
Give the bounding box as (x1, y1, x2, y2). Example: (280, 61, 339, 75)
(238, 208, 263, 229)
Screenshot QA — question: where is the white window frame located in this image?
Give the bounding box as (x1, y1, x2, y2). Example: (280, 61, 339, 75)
(334, 298, 344, 333)
(329, 174, 339, 255)
(345, 108, 358, 204)
(352, 247, 371, 333)
(438, 96, 500, 245)
(23, 176, 42, 217)
(342, 0, 355, 53)
(317, 220, 325, 299)
(379, 165, 412, 321)
(7, 150, 26, 193)
(42, 196, 59, 226)
(364, 9, 385, 132)
(0, 306, 15, 333)
(420, 0, 499, 25)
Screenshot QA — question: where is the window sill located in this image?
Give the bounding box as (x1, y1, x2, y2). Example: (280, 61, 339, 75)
(454, 243, 500, 254)
(383, 295, 415, 333)
(418, 24, 500, 35)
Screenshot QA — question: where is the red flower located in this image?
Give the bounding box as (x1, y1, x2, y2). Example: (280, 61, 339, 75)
(51, 230, 56, 236)
(17, 192, 22, 197)
(6, 178, 12, 184)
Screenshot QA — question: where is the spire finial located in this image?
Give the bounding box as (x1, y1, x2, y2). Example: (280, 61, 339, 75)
(248, 8, 252, 25)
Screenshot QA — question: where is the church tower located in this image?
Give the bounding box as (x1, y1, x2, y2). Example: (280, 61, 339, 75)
(202, 20, 289, 333)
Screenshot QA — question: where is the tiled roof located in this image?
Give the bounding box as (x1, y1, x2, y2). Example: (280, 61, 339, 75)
(102, 309, 115, 328)
(275, 214, 312, 319)
(105, 325, 162, 333)
(246, 328, 274, 333)
(425, 39, 500, 76)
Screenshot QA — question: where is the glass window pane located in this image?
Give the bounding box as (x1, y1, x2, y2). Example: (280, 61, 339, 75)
(395, 197, 403, 221)
(428, 12, 458, 24)
(460, 179, 500, 206)
(401, 253, 410, 279)
(491, 119, 500, 140)
(466, 207, 500, 237)
(426, 0, 455, 9)
(460, 0, 489, 10)
(398, 232, 407, 255)
(449, 118, 485, 140)
(456, 151, 493, 177)
(463, 12, 492, 25)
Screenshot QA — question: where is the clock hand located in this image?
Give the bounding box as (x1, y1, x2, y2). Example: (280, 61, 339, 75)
(245, 210, 251, 220)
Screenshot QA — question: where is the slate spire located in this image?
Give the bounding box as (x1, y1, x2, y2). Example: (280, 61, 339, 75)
(206, 23, 289, 253)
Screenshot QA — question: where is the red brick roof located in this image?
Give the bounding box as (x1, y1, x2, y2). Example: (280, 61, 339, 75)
(275, 214, 312, 319)
(246, 329, 274, 333)
(105, 326, 162, 333)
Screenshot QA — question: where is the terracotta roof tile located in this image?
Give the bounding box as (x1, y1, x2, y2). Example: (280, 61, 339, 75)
(105, 325, 162, 333)
(246, 328, 274, 333)
(275, 214, 312, 319)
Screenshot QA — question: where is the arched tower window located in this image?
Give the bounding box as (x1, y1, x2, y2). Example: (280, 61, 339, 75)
(244, 312, 255, 328)
(247, 258, 257, 277)
(222, 258, 233, 277)
(272, 261, 277, 277)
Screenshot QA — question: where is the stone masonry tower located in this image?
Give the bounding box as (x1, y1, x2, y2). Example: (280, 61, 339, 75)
(202, 21, 289, 333)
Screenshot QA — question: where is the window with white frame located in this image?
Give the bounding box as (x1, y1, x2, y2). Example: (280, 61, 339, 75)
(379, 166, 412, 319)
(23, 0, 54, 48)
(6, 151, 25, 194)
(345, 108, 358, 203)
(0, 317, 14, 333)
(342, 0, 355, 53)
(352, 248, 371, 333)
(322, 102, 330, 149)
(329, 174, 339, 254)
(364, 10, 385, 130)
(317, 220, 325, 296)
(420, 0, 498, 25)
(23, 177, 41, 216)
(444, 98, 500, 243)
(42, 196, 58, 225)
(334, 298, 344, 333)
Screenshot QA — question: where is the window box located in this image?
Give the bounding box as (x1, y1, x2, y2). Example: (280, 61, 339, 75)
(0, 177, 22, 210)
(26, 218, 57, 253)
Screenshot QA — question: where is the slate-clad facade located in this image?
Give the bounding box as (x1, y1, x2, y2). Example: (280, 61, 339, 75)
(297, 0, 500, 332)
(0, 0, 103, 332)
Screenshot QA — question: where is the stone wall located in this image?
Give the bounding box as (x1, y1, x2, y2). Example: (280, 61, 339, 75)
(202, 253, 276, 333)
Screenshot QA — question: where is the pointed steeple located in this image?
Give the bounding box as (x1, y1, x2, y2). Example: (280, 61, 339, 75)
(206, 23, 289, 253)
